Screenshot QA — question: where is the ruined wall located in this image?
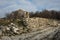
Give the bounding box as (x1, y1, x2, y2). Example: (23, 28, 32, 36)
(25, 18, 58, 31)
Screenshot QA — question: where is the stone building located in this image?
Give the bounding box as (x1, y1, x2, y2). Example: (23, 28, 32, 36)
(17, 9, 29, 18)
(24, 12, 29, 18)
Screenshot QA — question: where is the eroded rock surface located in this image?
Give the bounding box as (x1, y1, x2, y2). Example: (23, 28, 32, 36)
(0, 26, 60, 40)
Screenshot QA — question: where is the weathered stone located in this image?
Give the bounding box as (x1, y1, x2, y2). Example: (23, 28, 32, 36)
(1, 36, 11, 40)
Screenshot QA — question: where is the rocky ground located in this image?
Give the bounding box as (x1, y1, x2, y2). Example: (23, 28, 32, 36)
(0, 25, 60, 40)
(0, 18, 60, 40)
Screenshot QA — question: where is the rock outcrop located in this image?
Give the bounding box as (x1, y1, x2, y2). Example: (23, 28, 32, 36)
(0, 25, 60, 40)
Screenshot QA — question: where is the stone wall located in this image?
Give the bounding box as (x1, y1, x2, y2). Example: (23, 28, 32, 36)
(25, 18, 58, 31)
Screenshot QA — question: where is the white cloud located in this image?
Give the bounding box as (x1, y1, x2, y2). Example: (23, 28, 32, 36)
(46, 7, 60, 11)
(18, 0, 37, 11)
(0, 0, 37, 18)
(0, 0, 37, 11)
(31, 0, 60, 9)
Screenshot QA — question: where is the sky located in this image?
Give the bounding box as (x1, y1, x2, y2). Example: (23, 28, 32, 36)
(0, 0, 60, 18)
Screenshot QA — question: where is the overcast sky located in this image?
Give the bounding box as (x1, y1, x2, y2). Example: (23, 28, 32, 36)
(0, 0, 60, 18)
